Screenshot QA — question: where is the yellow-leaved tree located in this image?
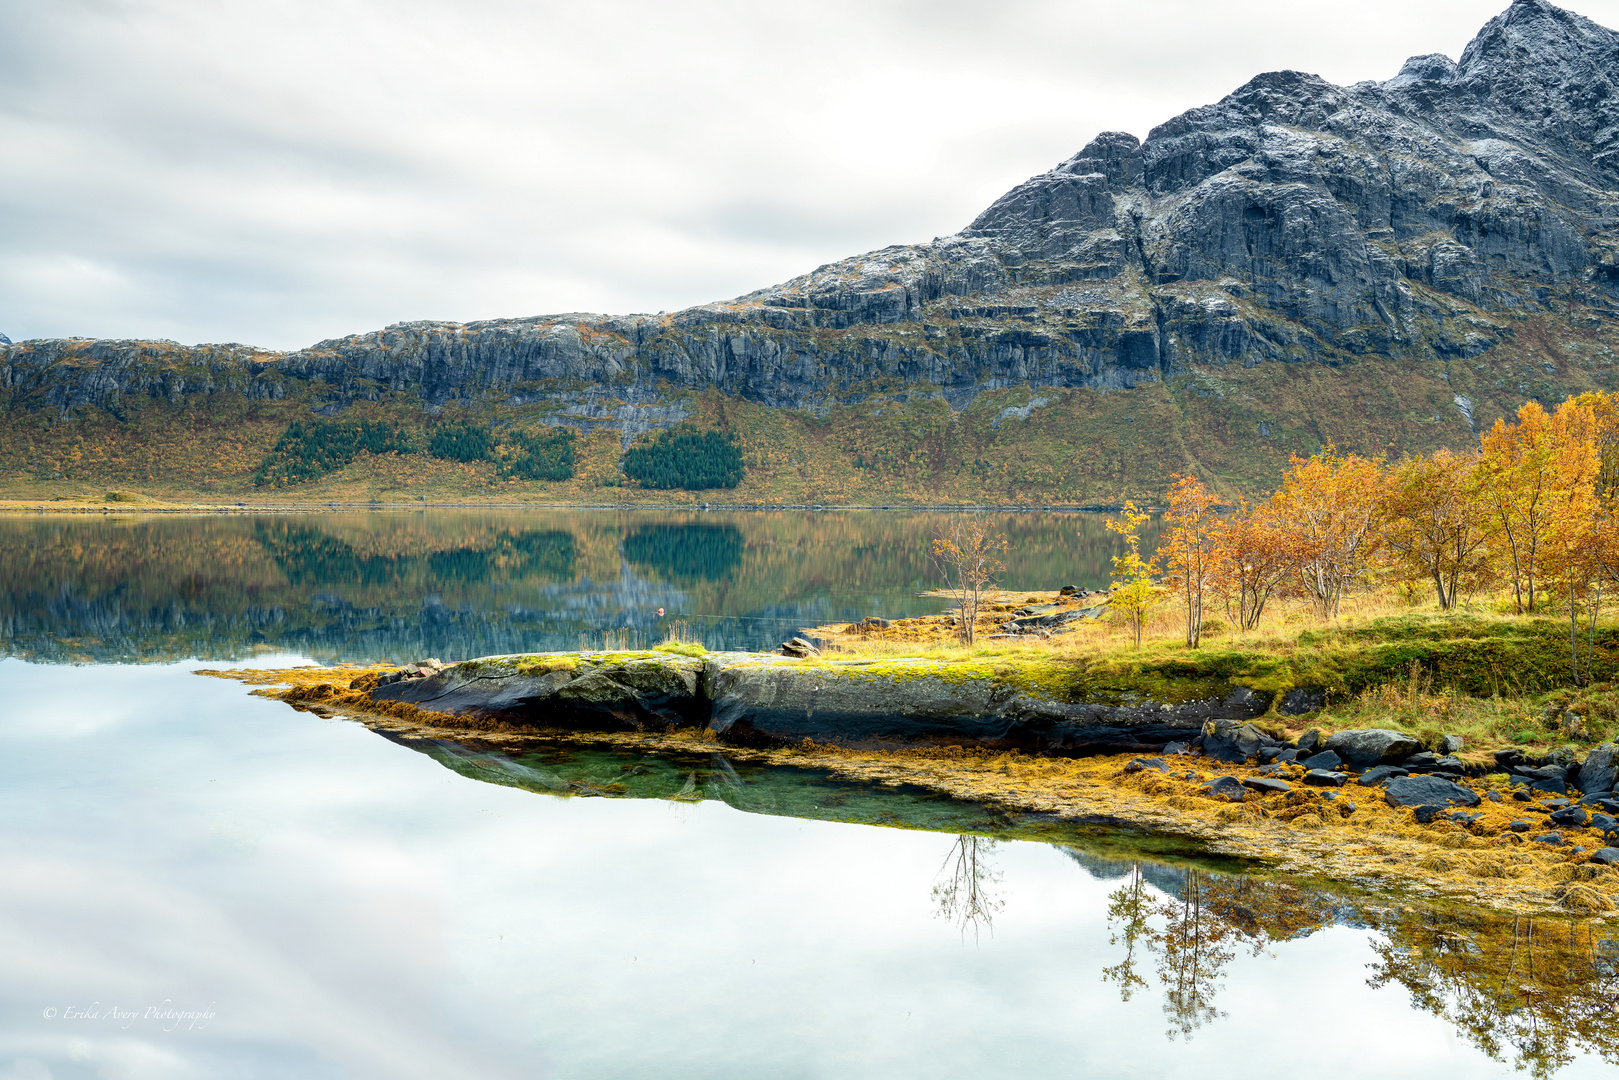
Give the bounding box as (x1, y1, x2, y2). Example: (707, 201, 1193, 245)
(1270, 446, 1388, 619)
(1104, 502, 1161, 648)
(1475, 399, 1600, 614)
(1382, 447, 1495, 610)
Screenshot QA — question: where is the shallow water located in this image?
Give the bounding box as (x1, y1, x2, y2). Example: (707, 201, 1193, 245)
(3, 512, 1617, 1079)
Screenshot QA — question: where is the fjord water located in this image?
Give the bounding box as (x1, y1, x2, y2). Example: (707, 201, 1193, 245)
(2, 511, 1616, 1079)
(0, 509, 1140, 663)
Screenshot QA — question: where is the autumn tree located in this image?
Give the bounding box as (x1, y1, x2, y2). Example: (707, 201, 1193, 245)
(1213, 499, 1293, 631)
(1382, 447, 1495, 610)
(1105, 502, 1161, 648)
(1160, 474, 1225, 647)
(1475, 400, 1600, 614)
(930, 516, 1008, 645)
(1270, 446, 1388, 619)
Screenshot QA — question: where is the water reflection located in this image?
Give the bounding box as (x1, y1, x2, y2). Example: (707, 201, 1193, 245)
(1, 509, 1149, 663)
(381, 727, 1619, 1075)
(1096, 860, 1619, 1072)
(932, 836, 1004, 941)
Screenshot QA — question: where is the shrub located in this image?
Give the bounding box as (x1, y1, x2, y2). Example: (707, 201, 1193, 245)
(622, 428, 743, 490)
(428, 422, 492, 463)
(254, 420, 416, 487)
(495, 426, 575, 482)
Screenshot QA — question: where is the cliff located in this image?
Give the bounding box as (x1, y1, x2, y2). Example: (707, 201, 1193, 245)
(5, 0, 1619, 501)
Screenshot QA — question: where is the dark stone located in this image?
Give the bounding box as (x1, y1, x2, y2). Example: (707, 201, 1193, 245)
(857, 617, 893, 630)
(1534, 833, 1564, 845)
(1059, 585, 1078, 596)
(1579, 794, 1619, 811)
(1512, 789, 1534, 801)
(1358, 765, 1409, 786)
(1242, 776, 1292, 794)
(1515, 764, 1569, 781)
(1325, 729, 1421, 769)
(1577, 745, 1616, 795)
(1204, 776, 1247, 802)
(1444, 809, 1484, 825)
(1542, 798, 1572, 810)
(1300, 750, 1343, 771)
(1510, 819, 1532, 832)
(1278, 748, 1302, 763)
(1404, 751, 1441, 769)
(1384, 775, 1481, 809)
(1257, 746, 1282, 763)
(1588, 848, 1619, 866)
(1304, 770, 1349, 787)
(1163, 741, 1191, 757)
(1433, 756, 1466, 774)
(1441, 734, 1465, 754)
(1124, 757, 1170, 774)
(1296, 729, 1321, 753)
(1550, 805, 1592, 828)
(1413, 804, 1448, 824)
(1495, 749, 1525, 768)
(1588, 812, 1619, 834)
(1279, 688, 1325, 715)
(1486, 791, 1503, 803)
(1531, 778, 1569, 796)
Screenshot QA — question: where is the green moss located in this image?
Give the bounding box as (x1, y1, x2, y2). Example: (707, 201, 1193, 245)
(653, 642, 708, 658)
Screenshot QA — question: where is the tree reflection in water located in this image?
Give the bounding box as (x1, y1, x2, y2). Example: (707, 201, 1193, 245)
(1100, 861, 1619, 1073)
(932, 836, 1004, 942)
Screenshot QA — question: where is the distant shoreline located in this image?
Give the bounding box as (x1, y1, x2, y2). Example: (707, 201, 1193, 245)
(0, 500, 1129, 515)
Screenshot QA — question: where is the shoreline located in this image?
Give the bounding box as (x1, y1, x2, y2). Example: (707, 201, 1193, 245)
(0, 499, 1129, 515)
(205, 658, 1619, 918)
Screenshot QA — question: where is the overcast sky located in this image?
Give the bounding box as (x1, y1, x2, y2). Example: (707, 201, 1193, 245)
(3, 0, 1617, 350)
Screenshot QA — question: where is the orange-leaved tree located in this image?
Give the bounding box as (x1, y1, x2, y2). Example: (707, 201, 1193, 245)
(1160, 474, 1225, 647)
(1104, 502, 1161, 648)
(1270, 445, 1389, 619)
(1213, 498, 1293, 631)
(1382, 447, 1495, 610)
(1475, 399, 1600, 614)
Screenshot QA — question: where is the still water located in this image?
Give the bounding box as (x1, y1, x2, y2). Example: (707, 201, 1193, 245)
(2, 512, 1616, 1079)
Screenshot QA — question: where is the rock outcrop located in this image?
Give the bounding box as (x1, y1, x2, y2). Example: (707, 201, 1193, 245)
(4, 0, 1618, 461)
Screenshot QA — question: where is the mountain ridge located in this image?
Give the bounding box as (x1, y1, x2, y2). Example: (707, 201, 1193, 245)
(4, 0, 1619, 503)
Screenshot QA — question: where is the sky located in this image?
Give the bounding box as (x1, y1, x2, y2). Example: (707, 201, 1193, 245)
(3, 0, 1618, 351)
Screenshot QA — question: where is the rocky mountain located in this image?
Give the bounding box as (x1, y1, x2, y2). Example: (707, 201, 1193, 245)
(4, 0, 1619, 499)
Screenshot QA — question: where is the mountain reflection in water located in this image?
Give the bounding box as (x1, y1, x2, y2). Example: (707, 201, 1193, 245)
(401, 730, 1619, 1078)
(0, 509, 1150, 663)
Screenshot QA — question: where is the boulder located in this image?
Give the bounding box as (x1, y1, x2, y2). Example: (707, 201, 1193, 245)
(1509, 819, 1532, 833)
(1530, 778, 1569, 796)
(857, 616, 893, 630)
(1202, 717, 1279, 762)
(1324, 729, 1420, 769)
(1058, 585, 1078, 596)
(1203, 776, 1247, 802)
(780, 637, 821, 658)
(1534, 833, 1565, 845)
(1577, 745, 1616, 795)
(1295, 729, 1321, 753)
(1299, 750, 1343, 771)
(1304, 770, 1348, 787)
(1514, 763, 1568, 781)
(1384, 775, 1480, 809)
(1124, 757, 1170, 774)
(1358, 765, 1409, 786)
(1550, 805, 1591, 829)
(1588, 848, 1619, 866)
(1164, 741, 1191, 756)
(1441, 734, 1465, 754)
(1242, 777, 1291, 794)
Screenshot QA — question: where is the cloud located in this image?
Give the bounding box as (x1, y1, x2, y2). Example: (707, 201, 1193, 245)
(2, 0, 1617, 349)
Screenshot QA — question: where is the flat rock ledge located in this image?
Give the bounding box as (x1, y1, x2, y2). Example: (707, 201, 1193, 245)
(367, 650, 1271, 753)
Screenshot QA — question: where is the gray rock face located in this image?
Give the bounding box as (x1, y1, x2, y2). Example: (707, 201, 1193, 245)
(6, 1, 1618, 438)
(1324, 728, 1422, 768)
